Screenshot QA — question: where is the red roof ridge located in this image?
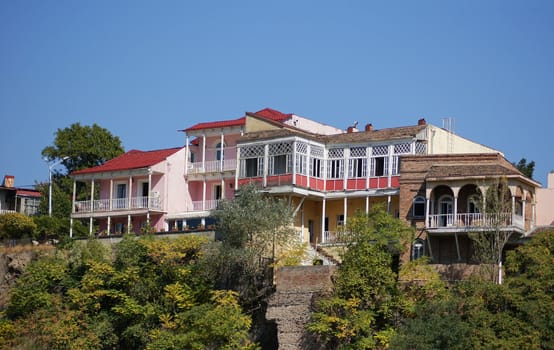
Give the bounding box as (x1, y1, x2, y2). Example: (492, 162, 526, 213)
(71, 146, 183, 176)
(183, 108, 292, 132)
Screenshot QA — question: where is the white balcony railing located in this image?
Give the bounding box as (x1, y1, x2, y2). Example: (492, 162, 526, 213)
(187, 159, 237, 175)
(191, 199, 221, 211)
(427, 212, 524, 230)
(74, 196, 162, 213)
(0, 209, 16, 215)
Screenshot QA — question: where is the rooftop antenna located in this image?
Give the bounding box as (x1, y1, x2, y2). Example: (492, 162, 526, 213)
(442, 117, 456, 153)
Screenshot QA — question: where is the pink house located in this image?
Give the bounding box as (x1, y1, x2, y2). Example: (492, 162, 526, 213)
(70, 147, 188, 236)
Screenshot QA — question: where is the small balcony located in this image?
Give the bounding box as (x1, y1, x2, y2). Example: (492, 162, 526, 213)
(187, 159, 237, 175)
(427, 212, 525, 231)
(74, 196, 162, 214)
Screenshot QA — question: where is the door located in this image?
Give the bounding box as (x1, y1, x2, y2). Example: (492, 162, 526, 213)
(439, 196, 453, 227)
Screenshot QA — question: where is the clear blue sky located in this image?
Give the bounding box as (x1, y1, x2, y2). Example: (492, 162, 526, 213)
(1, 0, 553, 188)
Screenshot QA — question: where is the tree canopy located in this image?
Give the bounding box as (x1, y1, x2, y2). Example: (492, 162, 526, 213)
(42, 122, 124, 174)
(513, 158, 535, 179)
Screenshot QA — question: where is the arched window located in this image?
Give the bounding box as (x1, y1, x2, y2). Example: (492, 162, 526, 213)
(413, 196, 425, 217)
(216, 143, 224, 161)
(411, 238, 425, 260)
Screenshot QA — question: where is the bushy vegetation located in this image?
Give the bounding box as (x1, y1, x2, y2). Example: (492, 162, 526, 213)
(0, 236, 258, 349)
(307, 208, 554, 350)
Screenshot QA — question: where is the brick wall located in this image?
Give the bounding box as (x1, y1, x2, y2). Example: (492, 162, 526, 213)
(266, 266, 337, 350)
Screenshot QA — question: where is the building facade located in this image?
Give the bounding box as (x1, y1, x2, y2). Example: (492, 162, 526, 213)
(69, 108, 540, 268)
(0, 175, 41, 216)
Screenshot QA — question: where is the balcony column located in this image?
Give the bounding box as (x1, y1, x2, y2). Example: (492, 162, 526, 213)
(70, 180, 76, 238)
(220, 132, 225, 171)
(387, 145, 393, 187)
(263, 144, 269, 187)
(147, 170, 152, 225)
(365, 195, 369, 215)
(107, 216, 111, 236)
(109, 179, 113, 210)
(387, 195, 391, 214)
(365, 146, 371, 189)
(127, 214, 131, 234)
(128, 176, 132, 209)
(529, 201, 536, 230)
(202, 177, 206, 211)
(522, 198, 526, 228)
(321, 198, 326, 245)
(343, 147, 349, 190)
(185, 135, 189, 175)
(90, 179, 95, 213)
(292, 141, 297, 186)
(89, 179, 95, 235)
(425, 187, 432, 228)
(343, 197, 348, 227)
(235, 146, 240, 190)
(202, 134, 206, 171)
(306, 144, 311, 188)
(71, 180, 76, 214)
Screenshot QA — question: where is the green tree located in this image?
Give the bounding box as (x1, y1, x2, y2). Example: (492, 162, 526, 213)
(209, 183, 298, 305)
(39, 122, 124, 219)
(0, 212, 37, 240)
(42, 122, 124, 174)
(505, 229, 554, 348)
(307, 207, 413, 349)
(468, 177, 514, 283)
(513, 158, 535, 179)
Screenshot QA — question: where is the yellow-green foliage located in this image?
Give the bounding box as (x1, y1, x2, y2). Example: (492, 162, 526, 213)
(0, 212, 37, 239)
(2, 235, 256, 349)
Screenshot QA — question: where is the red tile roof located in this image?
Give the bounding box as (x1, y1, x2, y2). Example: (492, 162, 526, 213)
(16, 189, 41, 197)
(71, 147, 183, 175)
(183, 108, 292, 132)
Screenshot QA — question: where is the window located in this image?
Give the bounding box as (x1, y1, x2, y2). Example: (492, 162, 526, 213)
(411, 239, 425, 260)
(272, 154, 288, 175)
(190, 152, 195, 163)
(214, 185, 222, 200)
(296, 153, 307, 175)
(328, 159, 343, 179)
(371, 145, 389, 177)
(310, 158, 320, 177)
(349, 158, 366, 178)
(216, 142, 224, 161)
(413, 196, 425, 217)
(245, 158, 260, 177)
(116, 183, 127, 199)
(336, 214, 344, 227)
(371, 157, 387, 176)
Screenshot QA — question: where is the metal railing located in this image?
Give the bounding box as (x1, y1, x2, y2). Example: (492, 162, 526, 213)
(191, 199, 221, 211)
(187, 159, 237, 174)
(74, 196, 162, 213)
(427, 212, 524, 230)
(0, 209, 17, 215)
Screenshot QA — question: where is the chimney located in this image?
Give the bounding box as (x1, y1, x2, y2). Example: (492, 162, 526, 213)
(365, 123, 374, 132)
(347, 126, 354, 133)
(3, 175, 14, 188)
(418, 118, 426, 126)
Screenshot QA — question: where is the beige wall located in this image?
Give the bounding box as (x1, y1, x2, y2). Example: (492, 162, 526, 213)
(428, 125, 500, 155)
(537, 172, 554, 226)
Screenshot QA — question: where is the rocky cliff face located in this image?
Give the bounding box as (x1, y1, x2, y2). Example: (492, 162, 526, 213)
(0, 247, 54, 309)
